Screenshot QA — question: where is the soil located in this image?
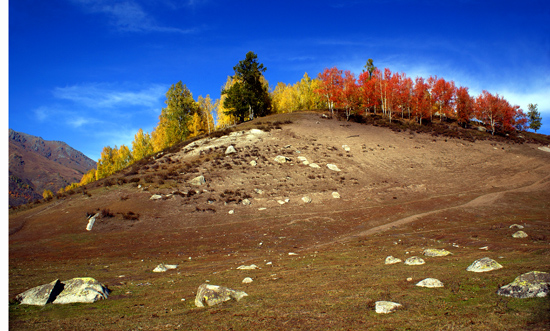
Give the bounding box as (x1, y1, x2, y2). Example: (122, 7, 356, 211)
(9, 111, 550, 330)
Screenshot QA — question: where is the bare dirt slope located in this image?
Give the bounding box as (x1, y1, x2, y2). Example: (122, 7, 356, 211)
(9, 112, 550, 330)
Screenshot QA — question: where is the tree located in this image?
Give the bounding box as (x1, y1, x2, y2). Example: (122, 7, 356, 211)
(132, 128, 153, 161)
(340, 70, 361, 121)
(222, 51, 271, 123)
(456, 86, 474, 126)
(316, 67, 343, 117)
(363, 59, 376, 80)
(42, 189, 54, 200)
(197, 95, 216, 135)
(217, 77, 237, 129)
(527, 103, 542, 132)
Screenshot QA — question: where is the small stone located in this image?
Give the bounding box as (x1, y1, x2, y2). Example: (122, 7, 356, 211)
(342, 145, 351, 152)
(404, 256, 425, 265)
(242, 277, 253, 284)
(254, 188, 264, 194)
(302, 196, 312, 204)
(274, 155, 291, 164)
(332, 192, 341, 199)
(150, 194, 163, 200)
(406, 277, 413, 282)
(375, 301, 402, 314)
(416, 278, 444, 288)
(385, 256, 402, 265)
(228, 210, 234, 214)
(423, 248, 451, 257)
(277, 200, 286, 205)
(309, 163, 321, 169)
(250, 160, 257, 166)
(512, 231, 528, 238)
(225, 145, 237, 154)
(288, 252, 298, 256)
(237, 264, 259, 270)
(327, 164, 341, 171)
(466, 257, 503, 272)
(188, 175, 206, 186)
(242, 198, 251, 206)
(258, 207, 267, 211)
(510, 224, 524, 229)
(479, 246, 489, 250)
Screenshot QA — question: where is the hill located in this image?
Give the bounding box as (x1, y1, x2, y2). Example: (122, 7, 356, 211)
(9, 112, 550, 330)
(8, 129, 97, 207)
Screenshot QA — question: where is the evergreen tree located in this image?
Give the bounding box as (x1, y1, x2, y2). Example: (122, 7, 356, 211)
(222, 51, 271, 122)
(527, 103, 542, 132)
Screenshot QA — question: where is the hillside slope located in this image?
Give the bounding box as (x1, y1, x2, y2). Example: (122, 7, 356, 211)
(8, 129, 96, 206)
(9, 112, 550, 330)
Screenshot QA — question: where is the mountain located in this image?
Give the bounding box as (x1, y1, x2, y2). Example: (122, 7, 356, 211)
(8, 129, 96, 206)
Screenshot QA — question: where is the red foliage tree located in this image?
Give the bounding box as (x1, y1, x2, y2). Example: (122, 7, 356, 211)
(455, 86, 474, 126)
(316, 67, 343, 118)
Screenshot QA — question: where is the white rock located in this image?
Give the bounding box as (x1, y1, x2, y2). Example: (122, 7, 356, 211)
(342, 145, 351, 152)
(250, 160, 257, 166)
(309, 163, 321, 168)
(194, 284, 248, 307)
(466, 257, 503, 272)
(416, 278, 444, 288)
(274, 155, 291, 163)
(297, 156, 308, 162)
(404, 256, 425, 265)
(228, 210, 234, 214)
(332, 192, 341, 199)
(225, 145, 237, 154)
(479, 246, 489, 250)
(385, 256, 402, 265)
(188, 175, 206, 186)
(150, 194, 163, 200)
(242, 277, 253, 284)
(86, 213, 99, 231)
(327, 164, 341, 171)
(510, 224, 524, 229)
(375, 301, 402, 314)
(423, 248, 451, 257)
(258, 207, 267, 211)
(288, 252, 298, 256)
(302, 196, 312, 203)
(277, 200, 286, 205)
(237, 264, 259, 270)
(512, 231, 528, 238)
(242, 198, 251, 206)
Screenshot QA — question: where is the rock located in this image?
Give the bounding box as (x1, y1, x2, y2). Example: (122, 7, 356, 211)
(404, 256, 425, 265)
(288, 252, 298, 256)
(332, 192, 341, 199)
(277, 200, 286, 205)
(189, 175, 206, 186)
(385, 256, 402, 264)
(302, 196, 312, 203)
(153, 264, 178, 272)
(375, 301, 402, 314)
(228, 210, 234, 214)
(479, 246, 489, 250)
(242, 277, 253, 284)
(327, 164, 341, 171)
(342, 145, 351, 152)
(309, 163, 321, 168)
(242, 198, 252, 206)
(150, 194, 163, 200)
(466, 257, 503, 272)
(538, 146, 550, 153)
(497, 271, 550, 298)
(86, 212, 99, 231)
(274, 155, 291, 164)
(423, 248, 451, 257)
(510, 224, 524, 229)
(512, 230, 528, 238)
(416, 278, 444, 288)
(254, 189, 264, 194)
(52, 277, 110, 304)
(237, 264, 259, 270)
(16, 279, 63, 306)
(250, 160, 257, 166)
(297, 156, 308, 162)
(225, 145, 237, 154)
(194, 284, 248, 307)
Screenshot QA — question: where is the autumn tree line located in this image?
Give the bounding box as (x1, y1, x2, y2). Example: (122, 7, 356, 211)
(52, 53, 542, 195)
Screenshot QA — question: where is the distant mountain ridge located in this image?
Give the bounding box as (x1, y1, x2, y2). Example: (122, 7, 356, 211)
(9, 129, 96, 207)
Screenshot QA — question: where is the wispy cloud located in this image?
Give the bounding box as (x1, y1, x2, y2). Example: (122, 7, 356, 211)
(70, 0, 198, 34)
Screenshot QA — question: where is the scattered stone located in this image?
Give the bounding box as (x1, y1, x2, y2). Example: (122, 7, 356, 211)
(423, 248, 451, 257)
(302, 196, 312, 204)
(274, 155, 291, 164)
(277, 200, 286, 205)
(266, 262, 273, 266)
(297, 156, 308, 162)
(309, 163, 321, 168)
(254, 188, 264, 194)
(188, 175, 206, 186)
(228, 210, 234, 214)
(342, 145, 351, 152)
(242, 198, 252, 206)
(16, 279, 63, 306)
(153, 264, 178, 272)
(404, 256, 425, 265)
(510, 224, 524, 229)
(86, 212, 99, 231)
(538, 146, 550, 153)
(466, 257, 503, 272)
(258, 207, 267, 211)
(479, 246, 489, 250)
(52, 278, 110, 304)
(242, 277, 253, 284)
(512, 231, 528, 238)
(194, 284, 248, 307)
(288, 252, 298, 256)
(497, 271, 550, 298)
(406, 277, 413, 282)
(150, 194, 163, 200)
(284, 198, 290, 203)
(416, 278, 444, 288)
(375, 301, 402, 314)
(250, 160, 257, 166)
(327, 164, 341, 171)
(225, 145, 237, 154)
(385, 256, 402, 265)
(332, 192, 341, 199)
(237, 264, 259, 270)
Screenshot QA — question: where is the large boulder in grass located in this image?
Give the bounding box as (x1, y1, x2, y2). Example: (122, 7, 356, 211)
(466, 257, 503, 273)
(189, 175, 206, 186)
(194, 284, 248, 307)
(375, 301, 402, 314)
(497, 271, 550, 298)
(423, 248, 451, 257)
(52, 277, 110, 304)
(15, 279, 64, 305)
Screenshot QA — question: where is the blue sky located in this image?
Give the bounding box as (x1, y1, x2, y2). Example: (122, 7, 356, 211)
(8, 0, 550, 161)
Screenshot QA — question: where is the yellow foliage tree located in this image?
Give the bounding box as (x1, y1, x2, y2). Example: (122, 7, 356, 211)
(197, 95, 216, 134)
(216, 76, 237, 129)
(131, 128, 153, 161)
(42, 189, 54, 200)
(271, 73, 324, 113)
(79, 169, 96, 186)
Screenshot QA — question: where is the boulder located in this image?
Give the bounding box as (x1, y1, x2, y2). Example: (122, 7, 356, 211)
(150, 194, 163, 200)
(242, 198, 252, 206)
(189, 175, 206, 186)
(302, 196, 312, 204)
(497, 271, 550, 298)
(309, 163, 321, 168)
(512, 231, 528, 238)
(274, 155, 291, 164)
(332, 192, 341, 199)
(250, 160, 257, 166)
(416, 278, 444, 288)
(327, 164, 341, 171)
(52, 277, 110, 304)
(242, 277, 253, 284)
(16, 279, 63, 306)
(297, 156, 308, 162)
(404, 256, 425, 265)
(225, 145, 237, 155)
(237, 264, 259, 270)
(509, 224, 524, 229)
(86, 212, 100, 231)
(153, 264, 178, 272)
(342, 145, 351, 152)
(375, 301, 402, 314)
(385, 256, 402, 265)
(466, 257, 503, 272)
(194, 284, 248, 307)
(423, 248, 451, 257)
